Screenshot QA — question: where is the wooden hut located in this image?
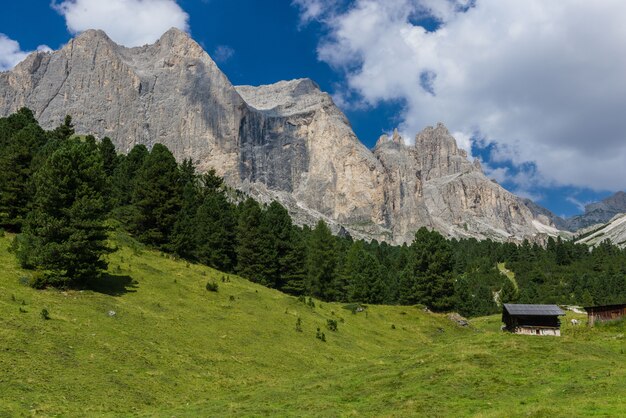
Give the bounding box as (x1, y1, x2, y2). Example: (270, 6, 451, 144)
(584, 303, 626, 326)
(502, 304, 565, 336)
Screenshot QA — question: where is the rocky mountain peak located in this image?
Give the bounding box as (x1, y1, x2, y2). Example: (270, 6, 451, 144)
(412, 123, 474, 180)
(375, 128, 405, 148)
(235, 78, 331, 117)
(0, 28, 562, 244)
(586, 191, 626, 214)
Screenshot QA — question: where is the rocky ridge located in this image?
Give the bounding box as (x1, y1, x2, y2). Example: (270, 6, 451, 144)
(563, 191, 626, 231)
(575, 213, 626, 248)
(0, 28, 560, 243)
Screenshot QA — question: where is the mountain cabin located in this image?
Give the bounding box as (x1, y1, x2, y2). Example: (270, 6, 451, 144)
(584, 303, 626, 326)
(502, 304, 565, 336)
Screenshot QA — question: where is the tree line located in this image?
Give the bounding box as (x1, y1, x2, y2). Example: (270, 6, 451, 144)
(1, 108, 625, 316)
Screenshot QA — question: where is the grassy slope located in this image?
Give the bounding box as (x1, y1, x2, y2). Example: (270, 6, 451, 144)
(497, 262, 519, 292)
(0, 232, 624, 417)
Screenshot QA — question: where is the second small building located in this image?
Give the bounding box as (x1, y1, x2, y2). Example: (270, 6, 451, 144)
(502, 304, 565, 336)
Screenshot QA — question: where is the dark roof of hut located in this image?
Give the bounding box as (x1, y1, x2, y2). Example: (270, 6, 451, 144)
(503, 304, 565, 316)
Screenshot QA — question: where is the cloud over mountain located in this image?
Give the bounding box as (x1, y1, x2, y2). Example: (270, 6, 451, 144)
(0, 34, 51, 71)
(297, 0, 626, 191)
(52, 0, 189, 47)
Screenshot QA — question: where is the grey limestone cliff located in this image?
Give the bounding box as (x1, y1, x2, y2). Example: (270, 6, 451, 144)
(0, 28, 560, 243)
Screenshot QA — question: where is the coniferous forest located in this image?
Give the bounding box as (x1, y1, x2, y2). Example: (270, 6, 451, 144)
(1, 108, 625, 317)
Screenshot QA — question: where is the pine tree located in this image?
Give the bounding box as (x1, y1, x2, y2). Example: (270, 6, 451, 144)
(98, 137, 118, 178)
(111, 144, 148, 215)
(263, 201, 295, 289)
(306, 220, 338, 300)
(346, 241, 386, 303)
(235, 198, 275, 284)
(130, 144, 182, 248)
(200, 168, 224, 194)
(194, 192, 237, 272)
(500, 277, 519, 304)
(47, 115, 75, 141)
(280, 227, 307, 295)
(16, 138, 111, 287)
(170, 159, 201, 259)
(399, 228, 455, 311)
(0, 110, 47, 231)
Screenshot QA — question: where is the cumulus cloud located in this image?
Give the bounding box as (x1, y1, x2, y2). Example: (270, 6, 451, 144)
(298, 0, 626, 191)
(52, 0, 190, 47)
(0, 34, 51, 71)
(292, 0, 339, 23)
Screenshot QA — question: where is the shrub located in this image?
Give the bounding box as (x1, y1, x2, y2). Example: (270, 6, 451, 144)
(29, 272, 51, 289)
(205, 281, 219, 292)
(295, 317, 303, 332)
(316, 327, 326, 342)
(229, 295, 235, 302)
(297, 295, 306, 303)
(326, 319, 338, 332)
(307, 297, 316, 308)
(40, 308, 50, 320)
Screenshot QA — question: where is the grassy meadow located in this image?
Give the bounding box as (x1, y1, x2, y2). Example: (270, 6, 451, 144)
(0, 231, 624, 417)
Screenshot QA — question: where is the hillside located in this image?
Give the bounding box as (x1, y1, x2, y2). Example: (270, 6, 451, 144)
(0, 232, 624, 417)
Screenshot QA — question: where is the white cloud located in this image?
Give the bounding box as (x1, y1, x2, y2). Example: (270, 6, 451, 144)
(300, 0, 626, 191)
(482, 164, 509, 184)
(52, 0, 189, 47)
(566, 196, 590, 213)
(212, 45, 235, 63)
(0, 34, 51, 71)
(512, 188, 543, 203)
(292, 0, 341, 24)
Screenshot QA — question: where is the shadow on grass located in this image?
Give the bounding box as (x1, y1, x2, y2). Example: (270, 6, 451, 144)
(88, 274, 138, 296)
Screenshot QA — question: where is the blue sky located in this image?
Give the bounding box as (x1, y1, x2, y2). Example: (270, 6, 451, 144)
(2, 0, 624, 217)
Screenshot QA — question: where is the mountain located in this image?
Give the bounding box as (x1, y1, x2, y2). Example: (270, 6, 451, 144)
(563, 191, 626, 231)
(575, 213, 626, 248)
(0, 28, 558, 243)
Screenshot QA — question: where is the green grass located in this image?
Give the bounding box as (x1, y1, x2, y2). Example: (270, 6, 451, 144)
(0, 232, 625, 417)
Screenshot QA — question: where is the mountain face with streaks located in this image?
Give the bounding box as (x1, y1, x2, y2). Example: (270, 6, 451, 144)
(0, 28, 559, 243)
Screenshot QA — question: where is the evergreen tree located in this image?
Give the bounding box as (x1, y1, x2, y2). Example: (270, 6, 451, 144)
(235, 198, 275, 284)
(499, 277, 519, 304)
(194, 192, 237, 272)
(98, 137, 118, 178)
(130, 144, 182, 248)
(280, 227, 307, 295)
(0, 111, 47, 231)
(306, 220, 338, 300)
(200, 168, 224, 194)
(111, 144, 148, 212)
(16, 138, 111, 287)
(263, 201, 298, 289)
(170, 159, 201, 259)
(346, 241, 387, 303)
(47, 115, 75, 141)
(399, 228, 455, 311)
